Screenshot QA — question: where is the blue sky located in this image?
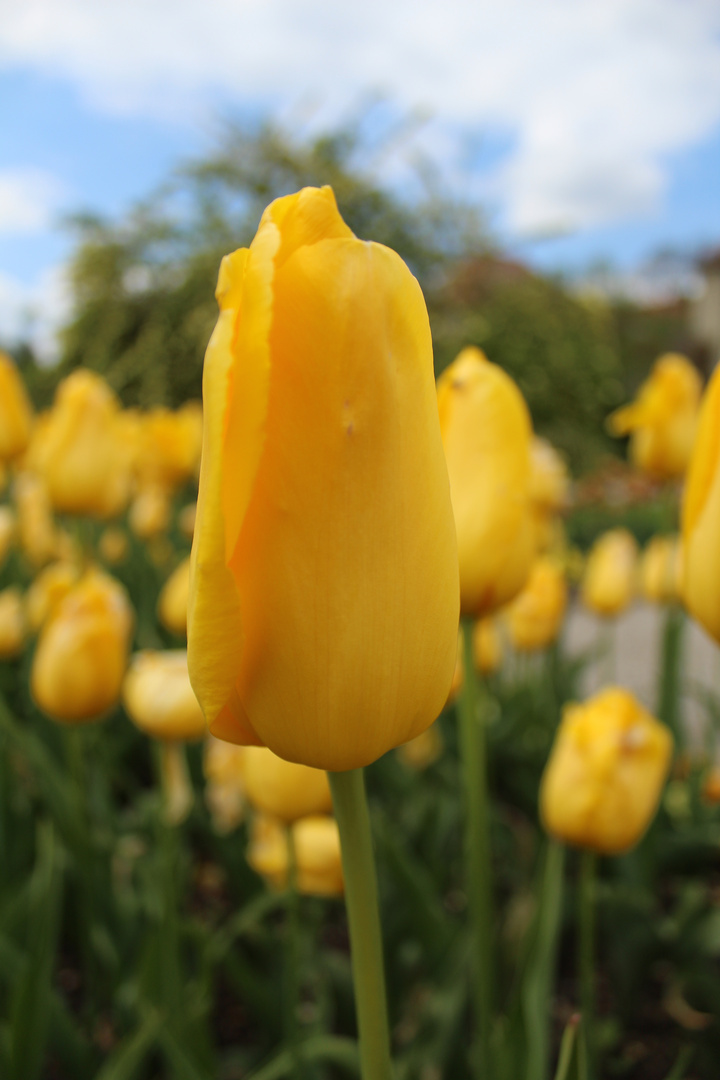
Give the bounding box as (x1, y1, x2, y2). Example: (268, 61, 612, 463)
(1, 0, 719, 357)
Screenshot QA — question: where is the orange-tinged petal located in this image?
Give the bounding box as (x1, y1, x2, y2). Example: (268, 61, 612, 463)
(228, 237, 459, 770)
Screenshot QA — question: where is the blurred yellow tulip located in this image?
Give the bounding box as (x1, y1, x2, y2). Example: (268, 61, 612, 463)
(13, 472, 60, 567)
(0, 351, 33, 461)
(31, 569, 133, 723)
(396, 722, 444, 770)
(188, 186, 458, 770)
(122, 650, 206, 742)
(608, 353, 702, 480)
(25, 561, 82, 632)
(438, 346, 533, 616)
(581, 528, 638, 617)
(681, 365, 720, 642)
(473, 617, 502, 676)
(248, 813, 344, 897)
(0, 587, 26, 659)
(129, 484, 171, 539)
(529, 436, 570, 514)
(242, 745, 333, 823)
(135, 404, 203, 491)
(639, 535, 682, 604)
(540, 687, 672, 854)
(178, 502, 197, 540)
(701, 766, 720, 806)
(504, 556, 567, 652)
(0, 505, 16, 569)
(30, 369, 134, 518)
(157, 555, 190, 636)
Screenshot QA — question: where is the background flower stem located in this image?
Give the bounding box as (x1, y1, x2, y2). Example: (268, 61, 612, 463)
(578, 849, 596, 1080)
(459, 617, 495, 1079)
(328, 767, 394, 1080)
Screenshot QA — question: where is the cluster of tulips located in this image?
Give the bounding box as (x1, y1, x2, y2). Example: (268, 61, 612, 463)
(1, 185, 719, 1078)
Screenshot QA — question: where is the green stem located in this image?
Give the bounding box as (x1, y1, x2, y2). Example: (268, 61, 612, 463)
(459, 617, 495, 1079)
(328, 768, 393, 1080)
(284, 825, 306, 1077)
(64, 726, 96, 1004)
(657, 603, 685, 750)
(577, 851, 596, 1080)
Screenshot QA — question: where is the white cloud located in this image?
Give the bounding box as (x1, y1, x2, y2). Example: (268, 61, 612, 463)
(0, 168, 63, 234)
(0, 0, 719, 235)
(0, 264, 72, 363)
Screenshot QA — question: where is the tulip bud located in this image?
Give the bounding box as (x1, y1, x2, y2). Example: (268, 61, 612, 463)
(701, 766, 720, 806)
(581, 528, 638, 617)
(681, 365, 720, 642)
(31, 569, 133, 722)
(135, 404, 203, 491)
(178, 502, 197, 540)
(242, 745, 333, 823)
(473, 617, 502, 676)
(639, 535, 682, 604)
(13, 472, 60, 567)
(129, 484, 171, 539)
(438, 346, 533, 616)
(157, 556, 190, 636)
(188, 186, 459, 770)
(25, 561, 82, 632)
(122, 650, 206, 742)
(504, 556, 567, 652)
(248, 813, 344, 897)
(529, 436, 570, 514)
(540, 687, 672, 854)
(99, 526, 129, 565)
(608, 353, 702, 480)
(0, 351, 33, 461)
(30, 369, 134, 518)
(0, 587, 26, 658)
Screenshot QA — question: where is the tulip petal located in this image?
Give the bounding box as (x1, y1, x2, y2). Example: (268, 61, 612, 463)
(228, 237, 459, 771)
(188, 248, 263, 744)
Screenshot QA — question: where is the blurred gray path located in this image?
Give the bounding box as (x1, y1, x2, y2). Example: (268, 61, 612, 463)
(563, 600, 720, 743)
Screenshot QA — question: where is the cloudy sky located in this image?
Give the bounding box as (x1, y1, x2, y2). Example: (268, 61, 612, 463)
(1, 0, 720, 356)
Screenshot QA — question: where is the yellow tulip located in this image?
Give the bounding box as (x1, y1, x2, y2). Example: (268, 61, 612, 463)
(581, 528, 638, 617)
(204, 736, 247, 833)
(0, 505, 16, 569)
(529, 436, 569, 514)
(248, 813, 344, 897)
(540, 687, 672, 854)
(188, 185, 459, 771)
(177, 502, 197, 540)
(157, 555, 190, 636)
(135, 404, 203, 491)
(473, 617, 502, 676)
(396, 722, 444, 770)
(25, 561, 82, 632)
(437, 346, 533, 616)
(122, 650, 206, 742)
(13, 472, 60, 567)
(701, 766, 720, 806)
(504, 555, 567, 652)
(129, 484, 171, 539)
(639, 535, 682, 604)
(681, 365, 720, 642)
(242, 745, 333, 823)
(0, 351, 33, 461)
(30, 369, 133, 517)
(31, 569, 133, 722)
(608, 353, 702, 479)
(0, 587, 26, 658)
(99, 526, 129, 565)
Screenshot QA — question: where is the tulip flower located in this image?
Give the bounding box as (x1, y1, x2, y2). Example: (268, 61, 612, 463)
(529, 436, 570, 514)
(99, 526, 129, 565)
(701, 766, 720, 806)
(187, 185, 458, 772)
(608, 353, 701, 480)
(29, 369, 134, 518)
(122, 650, 206, 743)
(504, 555, 567, 652)
(25, 561, 82, 632)
(540, 687, 672, 854)
(129, 484, 171, 539)
(437, 346, 533, 616)
(581, 528, 638, 618)
(639, 535, 682, 605)
(0, 587, 26, 659)
(682, 365, 720, 642)
(157, 555, 190, 636)
(31, 569, 133, 722)
(0, 351, 33, 461)
(178, 502, 197, 540)
(13, 472, 60, 567)
(248, 813, 344, 897)
(241, 745, 333, 823)
(135, 404, 203, 491)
